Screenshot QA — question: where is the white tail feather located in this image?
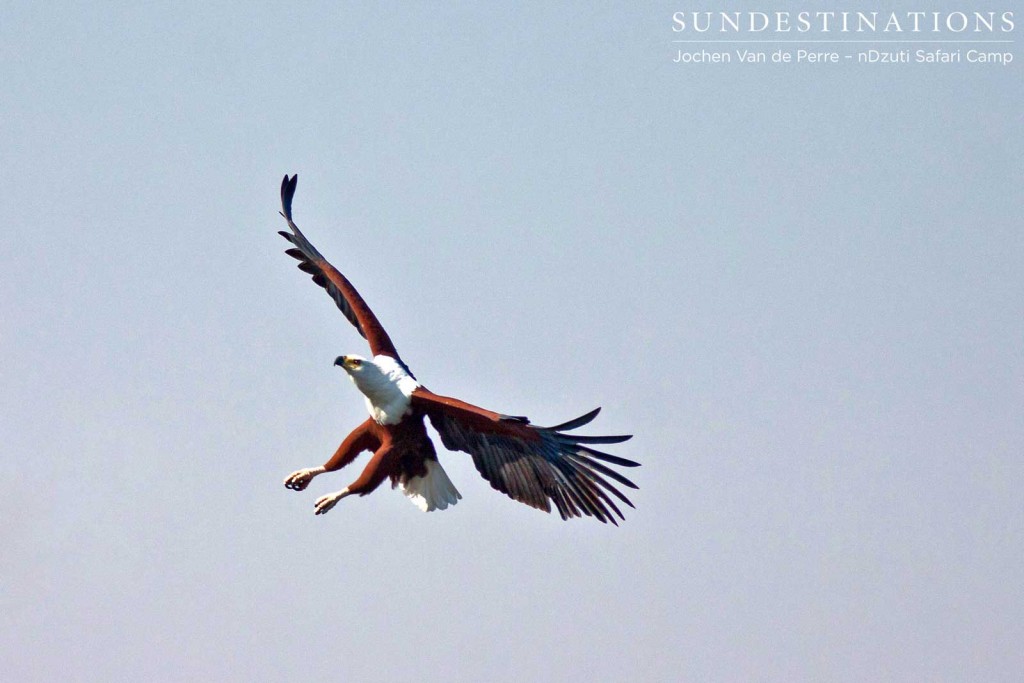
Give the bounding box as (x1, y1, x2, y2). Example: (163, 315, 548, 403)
(399, 460, 462, 512)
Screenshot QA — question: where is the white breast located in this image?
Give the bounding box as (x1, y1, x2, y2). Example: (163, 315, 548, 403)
(353, 355, 420, 425)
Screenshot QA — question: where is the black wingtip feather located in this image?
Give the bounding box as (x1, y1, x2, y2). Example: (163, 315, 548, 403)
(569, 454, 640, 490)
(577, 446, 641, 468)
(280, 174, 298, 219)
(562, 433, 633, 445)
(546, 407, 601, 432)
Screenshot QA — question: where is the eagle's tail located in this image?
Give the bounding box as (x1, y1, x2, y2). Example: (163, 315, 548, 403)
(398, 459, 462, 512)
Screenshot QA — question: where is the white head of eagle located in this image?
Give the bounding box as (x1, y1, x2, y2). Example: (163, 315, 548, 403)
(335, 354, 420, 425)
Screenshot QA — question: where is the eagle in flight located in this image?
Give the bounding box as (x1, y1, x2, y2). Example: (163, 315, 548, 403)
(278, 175, 640, 523)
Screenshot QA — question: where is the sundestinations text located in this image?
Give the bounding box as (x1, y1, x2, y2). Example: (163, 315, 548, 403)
(671, 10, 1014, 34)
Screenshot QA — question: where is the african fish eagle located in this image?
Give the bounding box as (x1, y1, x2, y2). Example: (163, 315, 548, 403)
(278, 175, 640, 523)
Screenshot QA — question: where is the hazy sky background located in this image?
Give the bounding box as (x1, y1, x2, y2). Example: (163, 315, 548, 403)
(2, 2, 1021, 681)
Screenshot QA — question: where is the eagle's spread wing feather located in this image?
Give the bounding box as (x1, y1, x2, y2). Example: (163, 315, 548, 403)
(412, 388, 639, 524)
(278, 174, 400, 359)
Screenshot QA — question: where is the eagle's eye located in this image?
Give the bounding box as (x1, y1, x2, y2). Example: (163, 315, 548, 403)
(350, 359, 362, 367)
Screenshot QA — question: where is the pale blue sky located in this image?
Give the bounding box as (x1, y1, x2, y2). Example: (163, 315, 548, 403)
(2, 2, 1021, 681)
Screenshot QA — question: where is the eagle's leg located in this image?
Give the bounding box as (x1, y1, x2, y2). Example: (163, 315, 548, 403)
(284, 418, 379, 492)
(284, 466, 325, 491)
(313, 487, 351, 515)
(313, 444, 393, 516)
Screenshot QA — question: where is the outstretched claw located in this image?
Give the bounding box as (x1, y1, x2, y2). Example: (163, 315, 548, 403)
(284, 466, 325, 491)
(314, 488, 350, 516)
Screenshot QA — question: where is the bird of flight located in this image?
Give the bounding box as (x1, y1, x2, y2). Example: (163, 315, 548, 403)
(278, 175, 640, 523)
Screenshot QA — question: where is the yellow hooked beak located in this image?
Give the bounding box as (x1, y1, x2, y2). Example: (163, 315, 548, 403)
(334, 355, 362, 370)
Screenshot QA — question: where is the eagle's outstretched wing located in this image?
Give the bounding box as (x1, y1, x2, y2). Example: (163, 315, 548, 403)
(278, 174, 400, 359)
(412, 388, 640, 524)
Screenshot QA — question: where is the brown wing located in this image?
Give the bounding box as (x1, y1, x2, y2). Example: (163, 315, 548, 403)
(277, 174, 400, 359)
(412, 388, 640, 524)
